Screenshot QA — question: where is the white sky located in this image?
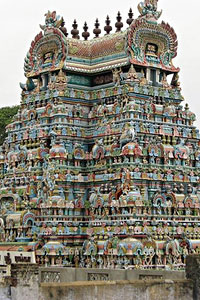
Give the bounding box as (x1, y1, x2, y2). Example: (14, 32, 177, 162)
(0, 0, 200, 127)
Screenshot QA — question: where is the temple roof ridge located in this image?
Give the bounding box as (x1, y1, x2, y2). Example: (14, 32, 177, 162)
(67, 30, 127, 44)
(23, 1, 180, 77)
(39, 1, 163, 42)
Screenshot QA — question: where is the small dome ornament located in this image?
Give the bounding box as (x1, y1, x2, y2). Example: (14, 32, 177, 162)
(115, 11, 123, 32)
(82, 22, 90, 40)
(93, 19, 101, 38)
(71, 19, 80, 39)
(138, 0, 162, 21)
(126, 8, 134, 26)
(104, 15, 112, 35)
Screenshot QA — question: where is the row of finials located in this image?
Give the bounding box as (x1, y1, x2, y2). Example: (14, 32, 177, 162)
(60, 9, 134, 40)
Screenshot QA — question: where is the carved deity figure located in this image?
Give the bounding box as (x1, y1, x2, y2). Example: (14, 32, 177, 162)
(43, 52, 53, 64)
(127, 64, 139, 82)
(112, 68, 122, 86)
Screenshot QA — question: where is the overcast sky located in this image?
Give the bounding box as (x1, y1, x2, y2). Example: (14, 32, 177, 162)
(0, 0, 200, 127)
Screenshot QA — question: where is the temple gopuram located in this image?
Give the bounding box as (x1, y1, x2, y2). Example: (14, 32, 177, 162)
(0, 0, 199, 270)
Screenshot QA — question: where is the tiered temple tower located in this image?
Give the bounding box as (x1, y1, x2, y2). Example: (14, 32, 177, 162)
(0, 0, 200, 269)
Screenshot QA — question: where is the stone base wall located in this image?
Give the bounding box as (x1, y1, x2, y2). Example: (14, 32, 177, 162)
(39, 267, 186, 283)
(186, 255, 200, 300)
(39, 280, 193, 300)
(11, 284, 38, 300)
(0, 262, 197, 300)
(0, 285, 11, 300)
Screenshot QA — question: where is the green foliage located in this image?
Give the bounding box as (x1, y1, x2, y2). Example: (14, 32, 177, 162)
(0, 105, 19, 145)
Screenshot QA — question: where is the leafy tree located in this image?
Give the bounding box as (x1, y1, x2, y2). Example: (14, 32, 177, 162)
(0, 105, 19, 145)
